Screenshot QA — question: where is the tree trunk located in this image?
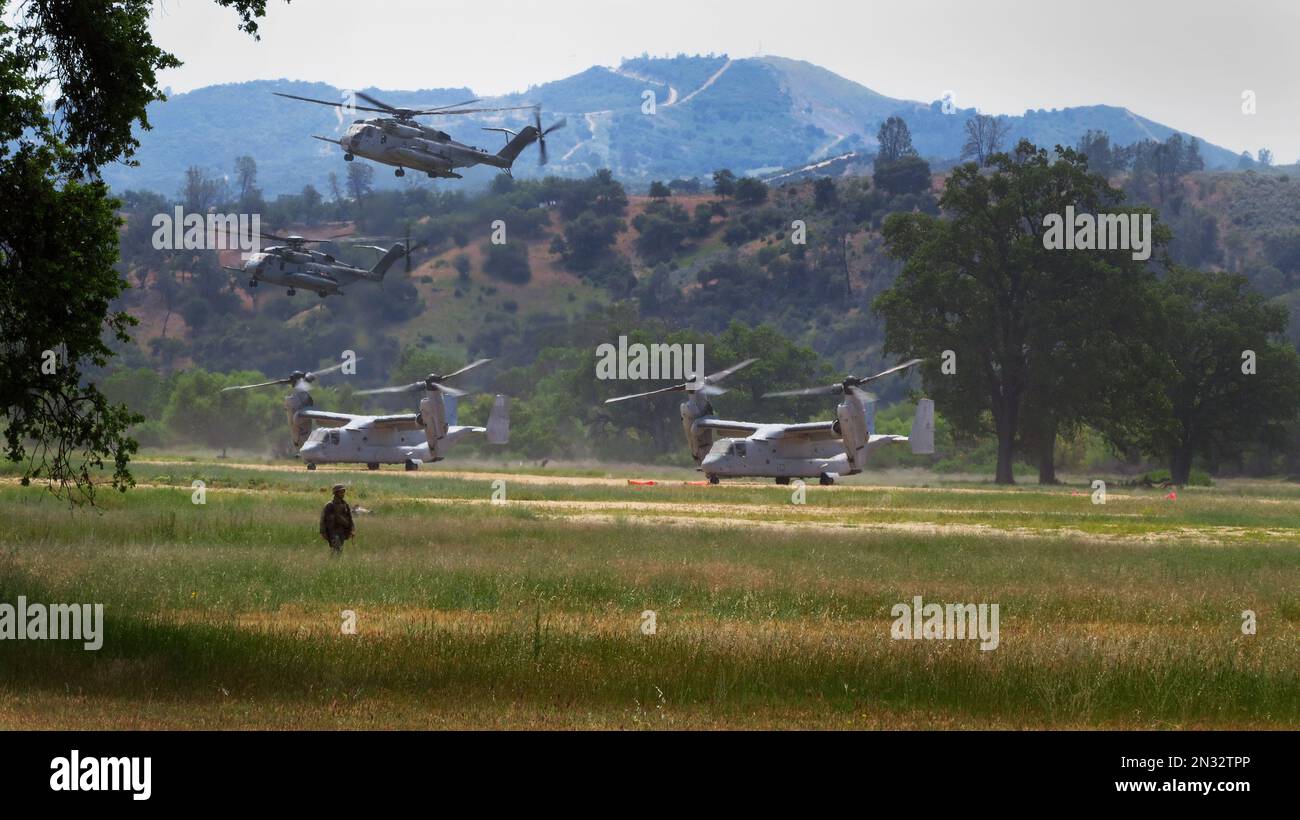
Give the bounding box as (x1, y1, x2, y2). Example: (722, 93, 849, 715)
(995, 432, 1016, 484)
(994, 397, 1018, 485)
(1037, 439, 1058, 484)
(1169, 445, 1194, 486)
(1037, 418, 1059, 485)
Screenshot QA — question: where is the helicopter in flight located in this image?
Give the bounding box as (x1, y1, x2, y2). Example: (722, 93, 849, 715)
(274, 90, 567, 178)
(223, 233, 410, 297)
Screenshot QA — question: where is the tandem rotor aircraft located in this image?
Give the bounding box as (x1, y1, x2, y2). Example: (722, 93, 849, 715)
(222, 360, 508, 470)
(275, 90, 567, 179)
(604, 358, 933, 485)
(223, 233, 410, 298)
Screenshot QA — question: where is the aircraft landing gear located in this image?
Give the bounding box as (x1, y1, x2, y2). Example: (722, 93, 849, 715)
(247, 278, 257, 288)
(344, 153, 354, 161)
(306, 463, 316, 471)
(287, 287, 296, 296)
(395, 167, 405, 177)
(318, 291, 328, 298)
(818, 473, 835, 486)
(366, 463, 380, 471)
(775, 476, 791, 485)
(404, 459, 419, 472)
(706, 474, 720, 485)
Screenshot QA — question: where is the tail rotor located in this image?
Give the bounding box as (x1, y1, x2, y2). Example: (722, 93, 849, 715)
(533, 107, 567, 166)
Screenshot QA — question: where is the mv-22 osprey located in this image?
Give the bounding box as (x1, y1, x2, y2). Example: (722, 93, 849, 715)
(223, 360, 508, 470)
(605, 359, 933, 485)
(275, 91, 567, 178)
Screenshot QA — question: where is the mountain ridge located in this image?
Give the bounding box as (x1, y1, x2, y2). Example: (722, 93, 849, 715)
(105, 53, 1242, 198)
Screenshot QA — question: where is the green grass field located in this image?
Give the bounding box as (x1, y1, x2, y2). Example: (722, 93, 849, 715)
(1, 459, 1297, 729)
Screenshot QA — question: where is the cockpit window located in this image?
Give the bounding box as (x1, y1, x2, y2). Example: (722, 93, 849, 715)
(733, 441, 747, 458)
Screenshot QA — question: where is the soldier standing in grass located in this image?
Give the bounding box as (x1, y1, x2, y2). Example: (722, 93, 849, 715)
(319, 484, 354, 557)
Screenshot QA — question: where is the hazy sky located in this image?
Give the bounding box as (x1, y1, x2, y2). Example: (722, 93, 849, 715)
(149, 0, 1300, 162)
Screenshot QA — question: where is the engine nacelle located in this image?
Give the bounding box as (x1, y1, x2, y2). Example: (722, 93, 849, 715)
(382, 121, 423, 140)
(418, 391, 449, 461)
(681, 397, 714, 463)
(278, 250, 314, 265)
(837, 392, 871, 472)
(285, 390, 314, 448)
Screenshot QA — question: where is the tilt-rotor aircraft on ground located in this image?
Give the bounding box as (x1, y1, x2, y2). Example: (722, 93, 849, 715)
(223, 232, 409, 297)
(604, 359, 933, 485)
(274, 90, 567, 178)
(222, 360, 508, 470)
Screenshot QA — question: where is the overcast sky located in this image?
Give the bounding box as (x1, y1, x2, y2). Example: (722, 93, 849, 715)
(149, 0, 1299, 162)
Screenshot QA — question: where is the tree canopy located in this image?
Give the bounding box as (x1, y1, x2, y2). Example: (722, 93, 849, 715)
(0, 0, 274, 502)
(877, 140, 1175, 483)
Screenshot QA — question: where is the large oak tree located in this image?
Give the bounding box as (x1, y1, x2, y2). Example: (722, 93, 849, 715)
(875, 140, 1172, 484)
(0, 0, 275, 502)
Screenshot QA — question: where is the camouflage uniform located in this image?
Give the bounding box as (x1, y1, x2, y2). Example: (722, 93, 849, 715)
(319, 490, 354, 556)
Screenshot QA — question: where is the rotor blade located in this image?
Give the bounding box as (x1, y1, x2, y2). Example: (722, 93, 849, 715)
(221, 378, 290, 392)
(422, 104, 540, 116)
(353, 91, 398, 112)
(603, 383, 687, 404)
(356, 92, 490, 117)
(762, 385, 843, 399)
(356, 382, 422, 396)
(416, 97, 482, 113)
(431, 383, 468, 398)
(847, 387, 878, 404)
(273, 91, 391, 114)
(704, 358, 758, 384)
(442, 358, 492, 380)
(859, 358, 924, 384)
(260, 233, 341, 245)
(543, 117, 568, 136)
(305, 359, 355, 381)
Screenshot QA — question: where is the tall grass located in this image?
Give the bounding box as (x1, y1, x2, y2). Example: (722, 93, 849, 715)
(0, 468, 1297, 728)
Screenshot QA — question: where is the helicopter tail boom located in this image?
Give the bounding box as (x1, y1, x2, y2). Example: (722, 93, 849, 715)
(366, 243, 407, 280)
(494, 125, 540, 167)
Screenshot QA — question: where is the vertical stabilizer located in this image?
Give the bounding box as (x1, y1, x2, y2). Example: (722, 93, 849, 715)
(487, 395, 510, 445)
(911, 399, 935, 455)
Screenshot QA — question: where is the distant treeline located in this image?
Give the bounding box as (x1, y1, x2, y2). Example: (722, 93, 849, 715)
(102, 121, 1300, 483)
